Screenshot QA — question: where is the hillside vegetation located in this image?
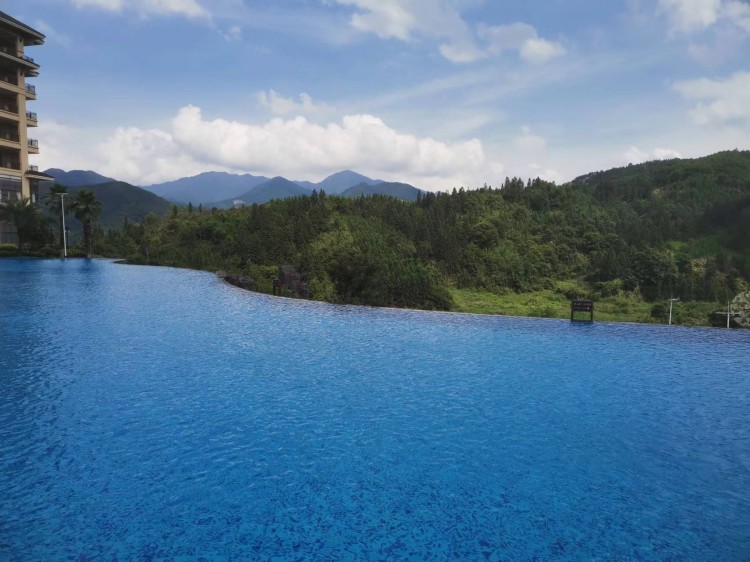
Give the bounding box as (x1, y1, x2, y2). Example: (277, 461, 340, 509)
(94, 151, 750, 325)
(39, 181, 172, 230)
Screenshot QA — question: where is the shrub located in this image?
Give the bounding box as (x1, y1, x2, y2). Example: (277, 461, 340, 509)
(0, 243, 18, 256)
(650, 303, 668, 321)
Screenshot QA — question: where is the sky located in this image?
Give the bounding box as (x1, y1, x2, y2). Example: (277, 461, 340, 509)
(6, 0, 750, 190)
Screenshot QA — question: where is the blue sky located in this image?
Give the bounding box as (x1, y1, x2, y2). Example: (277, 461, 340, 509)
(7, 0, 750, 189)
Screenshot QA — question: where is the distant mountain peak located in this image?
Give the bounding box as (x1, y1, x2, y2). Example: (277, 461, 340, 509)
(43, 169, 116, 188)
(341, 181, 422, 202)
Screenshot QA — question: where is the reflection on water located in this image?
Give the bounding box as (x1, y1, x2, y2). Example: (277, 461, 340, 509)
(1, 258, 749, 560)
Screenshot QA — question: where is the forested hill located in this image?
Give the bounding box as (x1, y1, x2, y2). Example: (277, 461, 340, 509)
(95, 150, 750, 317)
(39, 181, 172, 229)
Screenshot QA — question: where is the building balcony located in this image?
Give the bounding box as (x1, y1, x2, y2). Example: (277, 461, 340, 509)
(0, 159, 20, 171)
(0, 131, 19, 148)
(0, 45, 40, 70)
(27, 138, 38, 153)
(0, 73, 17, 87)
(26, 110, 37, 126)
(0, 101, 18, 118)
(26, 166, 53, 181)
(24, 83, 36, 99)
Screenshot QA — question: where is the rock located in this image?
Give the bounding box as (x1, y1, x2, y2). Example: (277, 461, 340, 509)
(735, 292, 750, 328)
(275, 265, 310, 299)
(224, 274, 255, 291)
(279, 265, 302, 286)
(711, 291, 750, 329)
(215, 270, 227, 278)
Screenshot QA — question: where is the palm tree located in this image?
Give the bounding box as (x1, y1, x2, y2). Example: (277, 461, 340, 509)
(0, 197, 51, 249)
(43, 183, 69, 252)
(70, 189, 102, 257)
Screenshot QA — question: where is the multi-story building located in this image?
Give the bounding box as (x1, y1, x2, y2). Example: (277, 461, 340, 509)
(0, 11, 51, 244)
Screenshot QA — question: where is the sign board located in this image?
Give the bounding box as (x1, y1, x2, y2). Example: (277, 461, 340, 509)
(571, 300, 594, 321)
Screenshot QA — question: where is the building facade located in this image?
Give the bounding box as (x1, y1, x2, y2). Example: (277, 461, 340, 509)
(0, 11, 50, 244)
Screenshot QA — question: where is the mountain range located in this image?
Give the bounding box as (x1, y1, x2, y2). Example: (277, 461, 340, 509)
(43, 168, 399, 208)
(140, 169, 385, 205)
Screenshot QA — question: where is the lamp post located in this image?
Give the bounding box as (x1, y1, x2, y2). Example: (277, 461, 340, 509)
(668, 295, 679, 326)
(727, 298, 731, 329)
(58, 192, 68, 258)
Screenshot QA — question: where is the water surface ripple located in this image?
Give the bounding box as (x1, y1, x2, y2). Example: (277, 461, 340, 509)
(1, 259, 749, 560)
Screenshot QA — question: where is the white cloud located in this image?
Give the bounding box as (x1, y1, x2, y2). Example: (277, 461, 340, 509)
(34, 20, 72, 47)
(479, 23, 566, 64)
(674, 71, 750, 125)
(334, 0, 483, 62)
(171, 106, 485, 178)
(95, 127, 211, 185)
(528, 164, 563, 184)
(658, 0, 722, 31)
(72, 0, 123, 10)
(337, 0, 417, 41)
(722, 0, 750, 33)
(222, 25, 242, 41)
(79, 106, 489, 188)
(520, 38, 566, 64)
(257, 90, 330, 116)
(623, 146, 682, 164)
(33, 121, 110, 174)
(653, 147, 684, 160)
(72, 0, 210, 19)
(658, 0, 750, 33)
(332, 1, 563, 64)
(515, 126, 547, 153)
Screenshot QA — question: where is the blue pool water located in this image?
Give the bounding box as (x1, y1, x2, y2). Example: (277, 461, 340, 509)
(1, 258, 749, 561)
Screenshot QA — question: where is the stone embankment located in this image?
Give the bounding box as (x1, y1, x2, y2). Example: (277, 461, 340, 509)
(217, 271, 256, 292)
(218, 265, 310, 298)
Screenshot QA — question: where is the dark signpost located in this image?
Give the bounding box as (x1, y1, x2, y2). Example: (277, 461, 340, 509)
(571, 300, 594, 322)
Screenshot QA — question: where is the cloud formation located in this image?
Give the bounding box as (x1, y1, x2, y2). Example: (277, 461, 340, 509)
(658, 0, 750, 33)
(72, 0, 210, 19)
(257, 91, 330, 116)
(333, 0, 564, 64)
(623, 146, 682, 164)
(515, 126, 547, 153)
(84, 106, 488, 188)
(479, 23, 566, 64)
(674, 71, 750, 125)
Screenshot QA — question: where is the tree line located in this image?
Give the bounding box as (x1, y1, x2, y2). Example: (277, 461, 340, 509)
(3, 150, 749, 315)
(0, 183, 101, 257)
(92, 152, 750, 311)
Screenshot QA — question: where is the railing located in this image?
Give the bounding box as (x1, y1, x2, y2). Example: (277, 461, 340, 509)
(0, 74, 17, 86)
(0, 46, 37, 65)
(0, 161, 20, 170)
(26, 111, 37, 120)
(25, 84, 35, 95)
(28, 139, 38, 148)
(28, 165, 39, 172)
(0, 103, 18, 114)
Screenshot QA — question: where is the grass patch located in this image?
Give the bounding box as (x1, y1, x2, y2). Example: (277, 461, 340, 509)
(450, 284, 722, 327)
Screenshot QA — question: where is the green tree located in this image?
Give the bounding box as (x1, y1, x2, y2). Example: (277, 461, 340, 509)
(71, 189, 102, 258)
(0, 197, 51, 249)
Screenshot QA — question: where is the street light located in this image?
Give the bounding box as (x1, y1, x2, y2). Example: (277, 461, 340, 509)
(57, 192, 68, 258)
(727, 297, 732, 329)
(668, 295, 679, 326)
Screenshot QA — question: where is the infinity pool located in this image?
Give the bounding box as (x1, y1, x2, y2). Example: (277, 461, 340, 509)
(1, 258, 749, 560)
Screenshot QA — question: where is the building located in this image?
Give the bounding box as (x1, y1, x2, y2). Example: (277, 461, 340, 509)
(0, 11, 51, 244)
